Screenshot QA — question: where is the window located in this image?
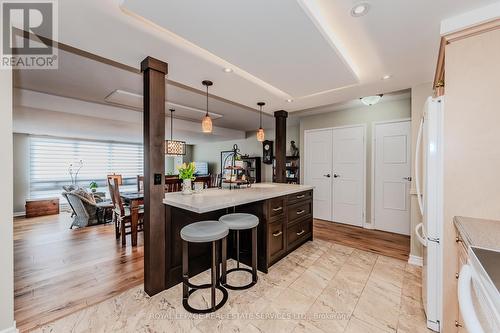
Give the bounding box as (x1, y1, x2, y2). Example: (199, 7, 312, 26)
(29, 136, 143, 199)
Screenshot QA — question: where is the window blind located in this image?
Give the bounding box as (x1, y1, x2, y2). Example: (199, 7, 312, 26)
(29, 136, 143, 199)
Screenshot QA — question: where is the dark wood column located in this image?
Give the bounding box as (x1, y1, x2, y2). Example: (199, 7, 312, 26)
(141, 56, 168, 296)
(274, 110, 288, 183)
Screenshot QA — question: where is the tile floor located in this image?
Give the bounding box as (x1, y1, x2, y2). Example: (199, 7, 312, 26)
(34, 240, 432, 333)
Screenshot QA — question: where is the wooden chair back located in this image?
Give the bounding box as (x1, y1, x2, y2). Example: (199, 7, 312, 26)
(165, 178, 182, 193)
(107, 173, 123, 186)
(137, 175, 144, 193)
(107, 177, 125, 216)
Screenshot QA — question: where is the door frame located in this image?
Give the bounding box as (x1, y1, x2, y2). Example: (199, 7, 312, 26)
(304, 124, 367, 227)
(370, 118, 411, 230)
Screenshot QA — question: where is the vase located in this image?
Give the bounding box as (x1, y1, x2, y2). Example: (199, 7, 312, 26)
(182, 179, 192, 195)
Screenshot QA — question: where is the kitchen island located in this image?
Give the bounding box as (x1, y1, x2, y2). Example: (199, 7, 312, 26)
(162, 183, 313, 288)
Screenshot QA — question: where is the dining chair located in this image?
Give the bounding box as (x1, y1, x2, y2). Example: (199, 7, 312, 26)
(137, 175, 144, 193)
(165, 178, 182, 193)
(107, 173, 123, 186)
(107, 177, 144, 245)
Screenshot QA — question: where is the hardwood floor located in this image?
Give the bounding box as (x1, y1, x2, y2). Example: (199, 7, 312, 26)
(14, 213, 144, 332)
(14, 214, 409, 331)
(314, 219, 410, 261)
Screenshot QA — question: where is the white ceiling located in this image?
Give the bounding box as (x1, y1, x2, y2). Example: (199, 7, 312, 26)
(121, 0, 358, 97)
(17, 0, 499, 116)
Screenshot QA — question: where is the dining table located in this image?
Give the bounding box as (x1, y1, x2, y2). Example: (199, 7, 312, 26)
(120, 191, 144, 246)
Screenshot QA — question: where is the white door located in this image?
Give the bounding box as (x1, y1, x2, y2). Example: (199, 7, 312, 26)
(304, 129, 333, 221)
(332, 126, 365, 227)
(374, 120, 411, 235)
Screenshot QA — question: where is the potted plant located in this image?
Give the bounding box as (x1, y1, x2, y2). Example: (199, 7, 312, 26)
(177, 162, 196, 195)
(89, 181, 98, 193)
(234, 155, 244, 168)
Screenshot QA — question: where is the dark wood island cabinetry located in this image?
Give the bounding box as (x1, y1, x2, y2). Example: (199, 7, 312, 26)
(160, 184, 313, 290)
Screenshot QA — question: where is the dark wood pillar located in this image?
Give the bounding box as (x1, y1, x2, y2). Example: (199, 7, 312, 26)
(274, 110, 288, 183)
(141, 56, 168, 296)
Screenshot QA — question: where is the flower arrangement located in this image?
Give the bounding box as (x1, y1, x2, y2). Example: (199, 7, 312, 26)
(177, 162, 196, 181)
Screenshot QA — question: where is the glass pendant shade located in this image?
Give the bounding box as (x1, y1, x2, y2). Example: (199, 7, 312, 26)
(201, 80, 213, 133)
(256, 127, 265, 142)
(256, 101, 266, 142)
(202, 115, 212, 133)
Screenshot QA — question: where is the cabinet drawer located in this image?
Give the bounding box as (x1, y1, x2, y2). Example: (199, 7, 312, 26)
(268, 221, 285, 262)
(287, 219, 311, 247)
(288, 200, 312, 224)
(287, 190, 312, 204)
(269, 197, 285, 218)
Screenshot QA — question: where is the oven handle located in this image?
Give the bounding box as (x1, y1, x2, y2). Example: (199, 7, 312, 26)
(458, 264, 484, 333)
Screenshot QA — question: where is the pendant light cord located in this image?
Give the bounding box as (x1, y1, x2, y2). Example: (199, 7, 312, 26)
(259, 104, 262, 128)
(206, 85, 209, 117)
(170, 109, 174, 140)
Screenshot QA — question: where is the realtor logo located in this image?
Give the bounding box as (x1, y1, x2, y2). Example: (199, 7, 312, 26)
(1, 0, 58, 69)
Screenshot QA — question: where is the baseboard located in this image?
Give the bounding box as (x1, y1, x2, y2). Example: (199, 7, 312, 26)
(0, 321, 18, 333)
(408, 255, 423, 267)
(363, 221, 374, 229)
(13, 211, 25, 217)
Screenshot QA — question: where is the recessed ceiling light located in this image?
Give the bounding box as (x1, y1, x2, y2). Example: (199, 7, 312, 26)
(351, 3, 370, 17)
(223, 67, 233, 73)
(360, 94, 383, 106)
(286, 99, 293, 103)
(382, 74, 392, 80)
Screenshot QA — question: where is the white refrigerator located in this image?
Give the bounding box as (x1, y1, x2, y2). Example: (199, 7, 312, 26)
(415, 96, 444, 332)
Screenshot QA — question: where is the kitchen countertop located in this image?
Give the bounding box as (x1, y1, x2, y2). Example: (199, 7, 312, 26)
(454, 216, 500, 251)
(163, 182, 313, 213)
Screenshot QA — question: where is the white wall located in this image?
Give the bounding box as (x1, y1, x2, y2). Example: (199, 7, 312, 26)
(13, 133, 30, 214)
(0, 68, 15, 331)
(192, 125, 300, 182)
(299, 98, 411, 226)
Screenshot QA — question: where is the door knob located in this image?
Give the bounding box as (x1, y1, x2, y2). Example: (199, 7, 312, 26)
(403, 176, 412, 181)
(333, 173, 340, 178)
(324, 174, 331, 178)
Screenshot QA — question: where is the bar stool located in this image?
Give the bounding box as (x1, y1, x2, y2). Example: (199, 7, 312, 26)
(180, 221, 229, 313)
(219, 213, 259, 290)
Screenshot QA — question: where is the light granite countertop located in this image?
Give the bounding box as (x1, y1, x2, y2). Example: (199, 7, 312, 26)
(454, 216, 500, 251)
(163, 182, 313, 214)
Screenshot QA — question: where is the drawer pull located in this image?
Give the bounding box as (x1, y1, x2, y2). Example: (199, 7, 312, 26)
(296, 209, 305, 215)
(272, 231, 283, 237)
(296, 194, 305, 199)
(272, 206, 283, 212)
(296, 229, 305, 236)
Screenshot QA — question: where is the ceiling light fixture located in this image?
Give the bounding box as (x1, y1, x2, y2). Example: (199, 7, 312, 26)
(201, 80, 213, 133)
(382, 74, 392, 80)
(351, 3, 370, 17)
(360, 94, 383, 106)
(256, 102, 266, 142)
(286, 98, 293, 103)
(165, 109, 186, 156)
(223, 68, 233, 73)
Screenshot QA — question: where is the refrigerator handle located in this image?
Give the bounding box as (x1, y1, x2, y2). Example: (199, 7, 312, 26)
(415, 222, 427, 247)
(458, 265, 485, 333)
(415, 116, 424, 216)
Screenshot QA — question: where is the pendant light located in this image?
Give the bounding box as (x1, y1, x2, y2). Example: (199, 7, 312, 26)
(256, 102, 265, 142)
(165, 109, 186, 155)
(201, 80, 213, 133)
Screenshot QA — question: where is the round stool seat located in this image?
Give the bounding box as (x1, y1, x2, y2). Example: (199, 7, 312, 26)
(181, 221, 229, 243)
(219, 213, 259, 230)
